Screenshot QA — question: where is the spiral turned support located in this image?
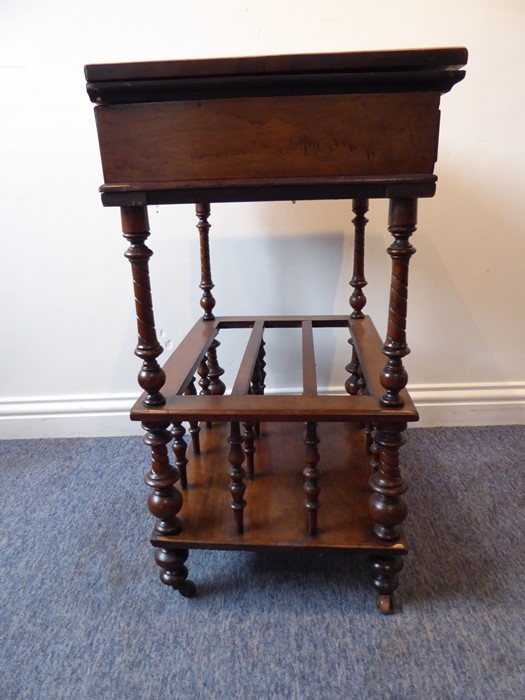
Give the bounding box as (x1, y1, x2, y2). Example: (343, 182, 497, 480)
(380, 198, 417, 408)
(121, 206, 166, 407)
(369, 421, 408, 541)
(195, 203, 216, 321)
(346, 198, 369, 395)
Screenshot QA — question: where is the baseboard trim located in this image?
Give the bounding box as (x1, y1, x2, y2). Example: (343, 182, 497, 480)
(1, 382, 524, 439)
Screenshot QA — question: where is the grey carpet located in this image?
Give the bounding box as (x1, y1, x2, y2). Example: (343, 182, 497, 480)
(1, 425, 524, 699)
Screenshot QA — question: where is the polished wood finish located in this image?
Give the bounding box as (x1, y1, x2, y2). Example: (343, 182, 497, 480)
(130, 315, 418, 423)
(121, 207, 166, 406)
(302, 321, 317, 397)
(195, 203, 216, 321)
(227, 422, 247, 534)
(142, 421, 195, 596)
(172, 422, 188, 490)
(242, 421, 256, 480)
(86, 47, 467, 103)
(94, 93, 441, 187)
(349, 199, 369, 319)
(346, 198, 369, 395)
(303, 421, 321, 536)
(369, 422, 408, 541)
(380, 198, 417, 408)
(87, 48, 466, 612)
(152, 422, 407, 553)
(100, 174, 438, 207)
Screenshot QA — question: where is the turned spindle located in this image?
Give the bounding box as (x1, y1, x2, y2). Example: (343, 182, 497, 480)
(369, 421, 408, 541)
(184, 377, 201, 456)
(207, 339, 226, 396)
(198, 356, 211, 396)
(195, 202, 225, 410)
(142, 421, 195, 596)
(350, 198, 369, 318)
(172, 422, 189, 490)
(367, 425, 381, 473)
(303, 421, 321, 536)
(121, 206, 166, 406)
(228, 422, 247, 535)
(380, 198, 417, 408)
(243, 421, 256, 479)
(195, 203, 216, 321)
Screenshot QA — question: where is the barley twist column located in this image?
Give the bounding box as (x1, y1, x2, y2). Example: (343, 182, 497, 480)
(122, 206, 166, 406)
(346, 198, 369, 395)
(380, 198, 417, 408)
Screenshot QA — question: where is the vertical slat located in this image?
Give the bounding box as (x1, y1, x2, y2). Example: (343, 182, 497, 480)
(302, 321, 317, 396)
(231, 320, 265, 395)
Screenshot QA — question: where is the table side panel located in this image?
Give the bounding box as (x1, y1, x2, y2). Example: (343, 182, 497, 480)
(95, 92, 441, 186)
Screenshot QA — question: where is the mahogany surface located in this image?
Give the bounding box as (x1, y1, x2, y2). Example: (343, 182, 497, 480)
(94, 93, 440, 185)
(152, 421, 407, 553)
(86, 47, 467, 613)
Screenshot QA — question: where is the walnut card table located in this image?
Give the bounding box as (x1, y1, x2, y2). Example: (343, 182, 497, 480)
(85, 47, 467, 613)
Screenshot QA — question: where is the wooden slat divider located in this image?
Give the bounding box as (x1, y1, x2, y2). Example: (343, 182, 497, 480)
(217, 315, 349, 329)
(231, 320, 265, 395)
(158, 318, 220, 397)
(302, 321, 317, 396)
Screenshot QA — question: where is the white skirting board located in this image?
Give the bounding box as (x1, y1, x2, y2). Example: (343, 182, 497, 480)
(0, 382, 524, 439)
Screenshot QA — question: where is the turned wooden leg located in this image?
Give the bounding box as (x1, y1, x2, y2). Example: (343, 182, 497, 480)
(303, 421, 321, 536)
(172, 422, 189, 490)
(380, 198, 417, 409)
(243, 421, 256, 479)
(370, 555, 404, 614)
(155, 547, 196, 598)
(121, 206, 166, 407)
(142, 421, 195, 596)
(228, 422, 246, 535)
(185, 377, 201, 456)
(369, 422, 408, 541)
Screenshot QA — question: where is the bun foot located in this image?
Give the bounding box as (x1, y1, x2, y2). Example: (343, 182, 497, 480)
(377, 594, 394, 614)
(178, 580, 197, 598)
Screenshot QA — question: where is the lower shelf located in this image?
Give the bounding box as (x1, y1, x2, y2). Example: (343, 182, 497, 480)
(152, 421, 407, 554)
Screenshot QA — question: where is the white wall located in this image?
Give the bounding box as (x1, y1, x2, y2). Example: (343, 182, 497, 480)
(1, 0, 524, 438)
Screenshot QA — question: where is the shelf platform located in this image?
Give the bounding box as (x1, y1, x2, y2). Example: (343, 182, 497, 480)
(131, 314, 419, 424)
(152, 421, 407, 554)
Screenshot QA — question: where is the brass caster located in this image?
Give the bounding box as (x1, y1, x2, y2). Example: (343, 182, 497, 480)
(377, 594, 394, 614)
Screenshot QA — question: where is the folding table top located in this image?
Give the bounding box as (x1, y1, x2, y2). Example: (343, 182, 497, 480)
(85, 47, 467, 206)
